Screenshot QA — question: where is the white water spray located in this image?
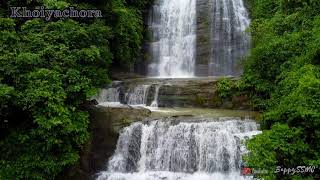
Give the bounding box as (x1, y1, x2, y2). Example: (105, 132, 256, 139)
(148, 0, 196, 78)
(97, 119, 260, 180)
(126, 85, 151, 105)
(209, 0, 251, 76)
(150, 85, 161, 107)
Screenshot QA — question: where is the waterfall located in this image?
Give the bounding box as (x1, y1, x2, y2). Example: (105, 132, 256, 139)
(146, 0, 250, 77)
(209, 0, 250, 76)
(126, 85, 151, 105)
(148, 0, 196, 78)
(96, 119, 260, 180)
(95, 88, 121, 106)
(150, 85, 161, 107)
(96, 84, 163, 108)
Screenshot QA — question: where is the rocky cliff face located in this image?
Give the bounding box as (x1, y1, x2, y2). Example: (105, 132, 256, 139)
(108, 78, 252, 110)
(195, 0, 210, 76)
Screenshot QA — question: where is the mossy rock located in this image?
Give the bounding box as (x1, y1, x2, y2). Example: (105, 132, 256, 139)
(194, 95, 206, 106)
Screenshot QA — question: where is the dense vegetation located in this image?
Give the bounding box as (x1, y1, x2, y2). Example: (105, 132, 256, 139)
(1, 0, 320, 179)
(242, 0, 320, 179)
(0, 0, 151, 179)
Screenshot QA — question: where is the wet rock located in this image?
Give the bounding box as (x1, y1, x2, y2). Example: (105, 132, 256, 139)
(111, 78, 252, 110)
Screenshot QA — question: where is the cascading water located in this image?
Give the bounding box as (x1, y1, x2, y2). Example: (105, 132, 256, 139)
(96, 119, 260, 180)
(148, 0, 196, 78)
(150, 85, 161, 107)
(126, 85, 151, 106)
(94, 1, 254, 177)
(95, 88, 121, 106)
(209, 0, 250, 76)
(96, 83, 164, 109)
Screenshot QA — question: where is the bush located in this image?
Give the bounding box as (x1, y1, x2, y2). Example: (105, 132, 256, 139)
(0, 0, 152, 179)
(243, 1, 320, 179)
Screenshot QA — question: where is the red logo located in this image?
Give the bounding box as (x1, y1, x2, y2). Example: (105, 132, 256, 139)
(241, 167, 252, 175)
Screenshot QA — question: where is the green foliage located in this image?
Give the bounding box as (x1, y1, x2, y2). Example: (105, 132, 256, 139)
(243, 0, 320, 179)
(0, 18, 110, 180)
(263, 65, 320, 127)
(216, 78, 242, 99)
(111, 7, 143, 66)
(245, 124, 310, 180)
(104, 0, 153, 68)
(126, 0, 153, 9)
(194, 95, 206, 106)
(41, 0, 70, 9)
(247, 0, 279, 19)
(0, 0, 152, 179)
(217, 78, 235, 99)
